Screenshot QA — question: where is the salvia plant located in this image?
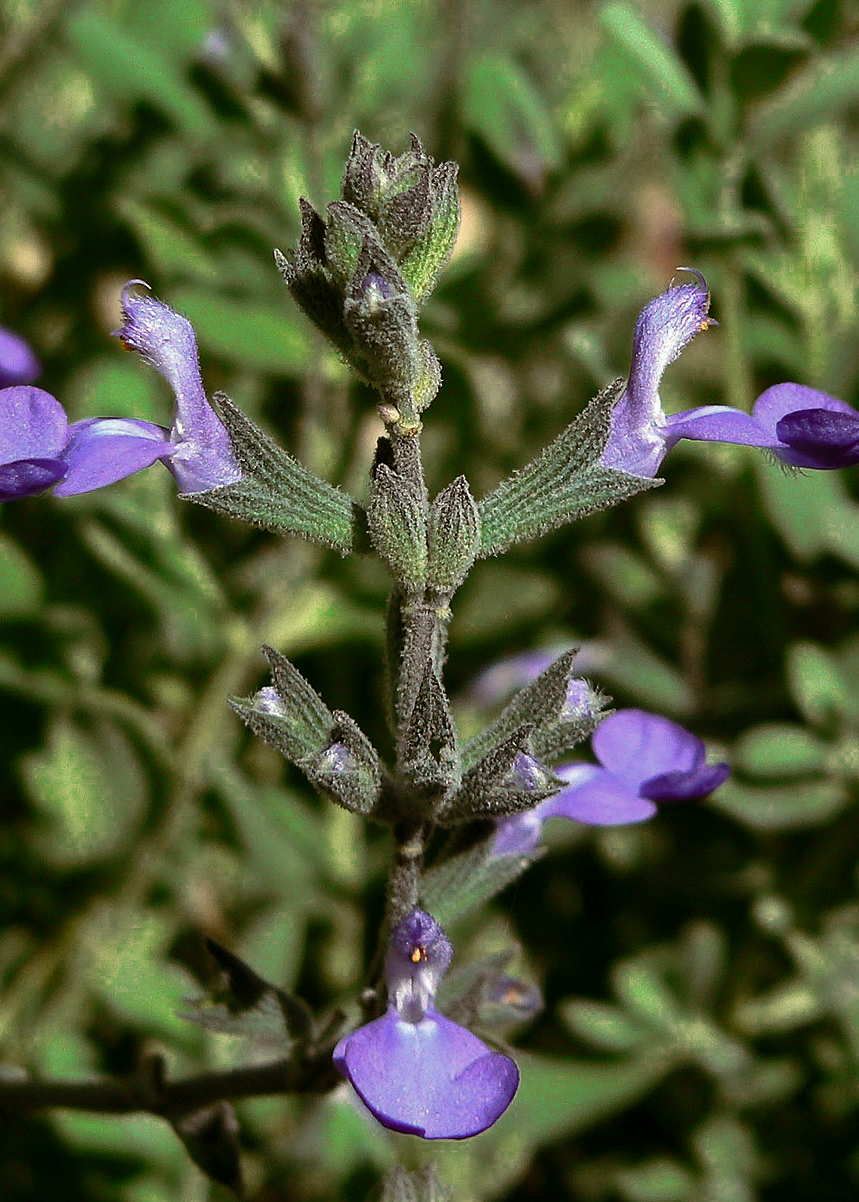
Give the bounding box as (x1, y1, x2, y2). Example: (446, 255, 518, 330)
(3, 119, 859, 1199)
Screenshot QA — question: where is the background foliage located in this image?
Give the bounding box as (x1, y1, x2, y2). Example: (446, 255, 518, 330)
(2, 0, 859, 1197)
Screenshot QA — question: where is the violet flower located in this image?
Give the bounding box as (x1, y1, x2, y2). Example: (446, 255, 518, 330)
(55, 282, 241, 497)
(494, 709, 728, 855)
(0, 386, 70, 501)
(600, 271, 859, 477)
(0, 328, 40, 387)
(333, 908, 519, 1139)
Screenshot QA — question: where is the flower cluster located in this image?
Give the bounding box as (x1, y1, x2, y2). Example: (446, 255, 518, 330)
(0, 284, 240, 504)
(333, 909, 519, 1139)
(494, 708, 729, 855)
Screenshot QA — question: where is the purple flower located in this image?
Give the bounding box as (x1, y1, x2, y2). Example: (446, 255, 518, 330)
(0, 386, 70, 501)
(55, 282, 241, 497)
(0, 328, 40, 387)
(333, 909, 519, 1140)
(494, 709, 728, 854)
(599, 271, 859, 477)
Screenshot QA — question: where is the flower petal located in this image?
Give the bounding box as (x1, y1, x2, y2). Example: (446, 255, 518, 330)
(592, 709, 705, 791)
(640, 761, 729, 802)
(752, 383, 855, 432)
(0, 328, 40, 387)
(55, 417, 172, 496)
(0, 458, 68, 502)
(600, 275, 714, 477)
(386, 909, 452, 1023)
(117, 282, 241, 492)
(774, 408, 859, 469)
(0, 386, 68, 463)
(334, 1008, 519, 1139)
(493, 808, 545, 855)
(662, 405, 776, 449)
(541, 763, 657, 826)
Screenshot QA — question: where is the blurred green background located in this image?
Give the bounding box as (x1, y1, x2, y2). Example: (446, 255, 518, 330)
(2, 0, 859, 1197)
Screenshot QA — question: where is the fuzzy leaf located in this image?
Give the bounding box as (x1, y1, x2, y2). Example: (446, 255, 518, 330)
(420, 835, 543, 926)
(189, 395, 361, 553)
(461, 649, 605, 771)
(478, 381, 658, 556)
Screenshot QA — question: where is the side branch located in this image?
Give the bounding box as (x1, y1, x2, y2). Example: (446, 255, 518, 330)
(0, 1045, 340, 1118)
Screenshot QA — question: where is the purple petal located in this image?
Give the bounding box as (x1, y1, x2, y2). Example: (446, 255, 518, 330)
(774, 409, 859, 469)
(0, 328, 40, 387)
(493, 809, 545, 855)
(541, 764, 657, 826)
(641, 760, 729, 802)
(117, 282, 241, 493)
(334, 1007, 519, 1139)
(0, 458, 68, 502)
(593, 709, 705, 790)
(469, 650, 557, 705)
(54, 417, 172, 497)
(386, 909, 452, 1022)
(749, 383, 857, 469)
(601, 272, 714, 478)
(0, 386, 68, 462)
(752, 383, 855, 432)
(662, 405, 777, 449)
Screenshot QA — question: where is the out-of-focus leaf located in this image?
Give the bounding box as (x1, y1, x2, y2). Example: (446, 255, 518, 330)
(21, 716, 149, 866)
(582, 543, 663, 609)
(699, 0, 817, 49)
(756, 459, 851, 560)
(497, 1050, 672, 1147)
(213, 766, 326, 897)
(711, 778, 849, 829)
(122, 0, 215, 61)
(169, 286, 311, 374)
(463, 52, 562, 188)
(596, 628, 696, 717)
(599, 3, 705, 122)
(734, 722, 828, 778)
(788, 641, 858, 725)
(3, 54, 106, 170)
(67, 357, 165, 425)
(613, 961, 684, 1028)
(89, 911, 199, 1047)
(0, 532, 43, 618)
(614, 1157, 696, 1202)
(734, 981, 820, 1034)
(454, 563, 560, 644)
(64, 9, 217, 139)
(116, 197, 220, 284)
(559, 999, 647, 1053)
(750, 44, 859, 147)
